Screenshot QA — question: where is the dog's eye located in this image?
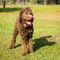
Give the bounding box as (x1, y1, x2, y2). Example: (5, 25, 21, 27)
(23, 20, 25, 21)
(30, 13, 32, 15)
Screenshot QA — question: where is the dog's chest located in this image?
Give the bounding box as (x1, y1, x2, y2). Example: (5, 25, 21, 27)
(24, 28, 33, 33)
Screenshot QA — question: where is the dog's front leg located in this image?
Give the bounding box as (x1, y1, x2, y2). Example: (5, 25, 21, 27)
(28, 37, 33, 53)
(10, 27, 18, 49)
(20, 34, 27, 55)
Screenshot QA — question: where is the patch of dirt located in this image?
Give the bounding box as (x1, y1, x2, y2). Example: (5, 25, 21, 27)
(56, 10, 60, 12)
(34, 13, 60, 20)
(42, 32, 60, 43)
(52, 33, 60, 43)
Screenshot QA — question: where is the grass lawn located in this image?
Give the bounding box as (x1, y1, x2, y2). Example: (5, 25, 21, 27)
(0, 5, 60, 60)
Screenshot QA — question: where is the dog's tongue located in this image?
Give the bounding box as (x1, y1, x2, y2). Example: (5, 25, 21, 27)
(26, 21, 32, 26)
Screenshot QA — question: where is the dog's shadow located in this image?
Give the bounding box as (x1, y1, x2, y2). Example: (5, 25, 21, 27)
(33, 36, 55, 52)
(15, 44, 21, 48)
(15, 36, 55, 52)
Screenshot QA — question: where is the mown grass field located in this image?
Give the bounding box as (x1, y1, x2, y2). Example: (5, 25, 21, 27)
(0, 5, 60, 60)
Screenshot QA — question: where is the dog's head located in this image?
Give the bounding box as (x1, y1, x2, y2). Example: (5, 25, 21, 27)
(20, 7, 34, 27)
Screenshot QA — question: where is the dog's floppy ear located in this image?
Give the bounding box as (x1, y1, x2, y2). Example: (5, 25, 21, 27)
(19, 9, 24, 23)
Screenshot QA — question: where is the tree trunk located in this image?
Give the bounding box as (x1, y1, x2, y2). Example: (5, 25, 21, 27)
(14, 0, 16, 5)
(44, 0, 47, 5)
(35, 0, 37, 4)
(3, 1, 6, 8)
(55, 0, 59, 4)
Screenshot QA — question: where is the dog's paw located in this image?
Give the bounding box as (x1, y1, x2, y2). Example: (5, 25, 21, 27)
(9, 46, 15, 49)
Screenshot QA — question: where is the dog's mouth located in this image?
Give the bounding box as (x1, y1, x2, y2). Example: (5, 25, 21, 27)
(26, 21, 32, 26)
(24, 21, 32, 28)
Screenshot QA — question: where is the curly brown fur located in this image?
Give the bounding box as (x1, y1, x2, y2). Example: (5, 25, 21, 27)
(10, 7, 34, 55)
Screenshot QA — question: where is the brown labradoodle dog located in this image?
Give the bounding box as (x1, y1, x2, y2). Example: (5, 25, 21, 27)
(10, 7, 34, 55)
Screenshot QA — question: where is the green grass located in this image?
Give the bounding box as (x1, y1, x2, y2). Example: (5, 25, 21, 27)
(0, 5, 60, 60)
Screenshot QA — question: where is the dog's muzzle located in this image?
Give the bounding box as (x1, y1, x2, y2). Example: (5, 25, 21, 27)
(24, 21, 32, 29)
